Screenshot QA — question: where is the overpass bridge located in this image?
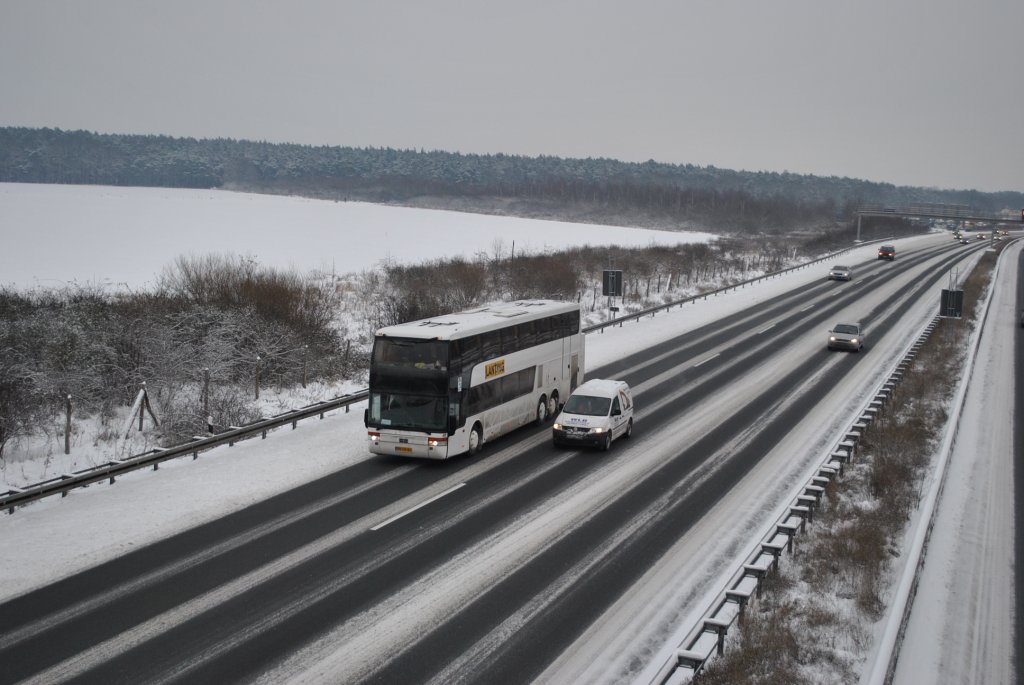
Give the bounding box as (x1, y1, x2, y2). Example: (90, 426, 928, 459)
(855, 203, 1023, 240)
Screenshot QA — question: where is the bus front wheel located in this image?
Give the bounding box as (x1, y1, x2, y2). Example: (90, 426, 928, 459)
(468, 423, 483, 456)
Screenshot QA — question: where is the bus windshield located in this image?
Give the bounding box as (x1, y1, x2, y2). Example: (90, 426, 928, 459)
(368, 392, 447, 432)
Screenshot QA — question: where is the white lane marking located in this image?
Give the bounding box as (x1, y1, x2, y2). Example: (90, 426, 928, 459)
(693, 353, 721, 368)
(757, 323, 776, 334)
(371, 483, 468, 531)
(800, 304, 814, 312)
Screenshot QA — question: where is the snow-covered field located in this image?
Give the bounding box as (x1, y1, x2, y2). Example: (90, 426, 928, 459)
(0, 182, 715, 290)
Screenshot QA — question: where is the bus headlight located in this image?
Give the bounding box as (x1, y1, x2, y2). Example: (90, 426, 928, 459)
(368, 431, 380, 443)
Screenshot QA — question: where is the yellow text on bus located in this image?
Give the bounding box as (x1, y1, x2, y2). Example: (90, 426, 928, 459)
(485, 359, 506, 379)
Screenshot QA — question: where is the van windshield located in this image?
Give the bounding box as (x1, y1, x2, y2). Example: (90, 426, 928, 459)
(564, 394, 611, 417)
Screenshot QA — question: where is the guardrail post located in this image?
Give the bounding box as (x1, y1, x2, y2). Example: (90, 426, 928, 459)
(761, 540, 787, 572)
(776, 522, 800, 553)
(705, 617, 731, 656)
(726, 588, 753, 622)
(796, 494, 817, 521)
(744, 564, 769, 598)
(790, 505, 810, 532)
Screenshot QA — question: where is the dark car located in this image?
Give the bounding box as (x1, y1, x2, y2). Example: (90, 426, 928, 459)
(828, 322, 865, 352)
(877, 245, 895, 260)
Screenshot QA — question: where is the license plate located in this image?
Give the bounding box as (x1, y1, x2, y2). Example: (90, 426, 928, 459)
(395, 446, 413, 453)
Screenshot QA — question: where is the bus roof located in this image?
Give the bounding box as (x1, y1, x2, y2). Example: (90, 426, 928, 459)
(375, 299, 580, 341)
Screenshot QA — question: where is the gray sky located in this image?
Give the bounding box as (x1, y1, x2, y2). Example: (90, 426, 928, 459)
(2, 0, 1021, 193)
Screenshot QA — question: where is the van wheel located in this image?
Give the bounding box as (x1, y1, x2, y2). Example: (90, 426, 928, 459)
(601, 433, 612, 452)
(468, 423, 483, 456)
(535, 395, 548, 425)
(625, 419, 633, 439)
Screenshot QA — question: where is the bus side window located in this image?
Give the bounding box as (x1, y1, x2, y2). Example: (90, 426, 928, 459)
(536, 317, 551, 345)
(559, 313, 574, 338)
(500, 326, 516, 355)
(517, 321, 536, 350)
(518, 367, 536, 394)
(459, 336, 481, 370)
(481, 330, 501, 359)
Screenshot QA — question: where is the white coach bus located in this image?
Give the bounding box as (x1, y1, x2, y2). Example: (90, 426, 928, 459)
(365, 300, 585, 459)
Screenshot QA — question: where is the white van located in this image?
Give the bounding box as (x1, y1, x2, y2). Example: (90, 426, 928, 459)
(552, 379, 634, 451)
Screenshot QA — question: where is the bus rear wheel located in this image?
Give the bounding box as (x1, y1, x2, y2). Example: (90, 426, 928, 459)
(468, 423, 483, 456)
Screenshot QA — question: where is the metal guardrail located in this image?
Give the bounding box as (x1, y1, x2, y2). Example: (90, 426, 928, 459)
(0, 237, 894, 514)
(2, 391, 368, 514)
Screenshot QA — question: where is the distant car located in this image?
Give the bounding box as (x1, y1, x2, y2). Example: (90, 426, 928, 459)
(827, 265, 852, 281)
(827, 322, 865, 352)
(877, 245, 896, 260)
(959, 238, 970, 245)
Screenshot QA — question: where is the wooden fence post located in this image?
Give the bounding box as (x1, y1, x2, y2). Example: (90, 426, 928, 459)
(139, 382, 146, 431)
(302, 345, 308, 389)
(202, 367, 210, 416)
(64, 394, 72, 455)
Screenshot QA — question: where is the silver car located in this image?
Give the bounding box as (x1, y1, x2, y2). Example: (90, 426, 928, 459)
(827, 265, 852, 281)
(828, 322, 864, 352)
